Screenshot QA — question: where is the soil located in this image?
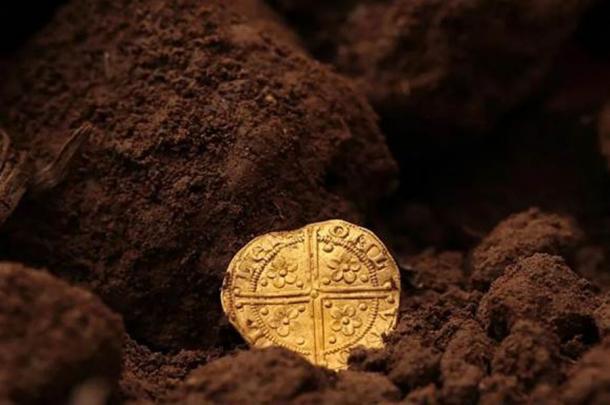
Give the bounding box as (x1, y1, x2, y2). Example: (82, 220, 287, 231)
(1, 0, 610, 404)
(470, 208, 584, 291)
(270, 0, 594, 133)
(0, 262, 123, 404)
(0, 0, 396, 352)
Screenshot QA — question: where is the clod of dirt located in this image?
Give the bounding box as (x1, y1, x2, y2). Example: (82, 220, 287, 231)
(350, 286, 483, 397)
(402, 249, 465, 292)
(0, 262, 124, 404)
(166, 347, 400, 404)
(294, 370, 401, 404)
(470, 208, 583, 290)
(491, 320, 563, 389)
(440, 319, 493, 404)
(594, 297, 610, 339)
(167, 347, 329, 403)
(560, 341, 610, 404)
(477, 254, 600, 350)
(389, 286, 483, 357)
(387, 336, 442, 392)
(349, 335, 440, 392)
(403, 384, 438, 404)
(0, 0, 397, 351)
(119, 336, 221, 403)
(272, 0, 593, 132)
(478, 374, 525, 405)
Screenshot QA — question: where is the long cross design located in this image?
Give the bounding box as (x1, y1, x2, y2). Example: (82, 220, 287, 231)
(223, 220, 400, 370)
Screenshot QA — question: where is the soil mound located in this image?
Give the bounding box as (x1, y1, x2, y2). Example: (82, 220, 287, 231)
(0, 0, 397, 351)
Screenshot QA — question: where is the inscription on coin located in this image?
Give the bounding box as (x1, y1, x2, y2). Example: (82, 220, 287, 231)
(221, 219, 401, 370)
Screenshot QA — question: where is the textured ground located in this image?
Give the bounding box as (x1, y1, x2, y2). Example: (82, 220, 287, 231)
(1, 0, 610, 403)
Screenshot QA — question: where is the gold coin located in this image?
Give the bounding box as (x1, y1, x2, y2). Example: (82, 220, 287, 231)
(221, 219, 401, 370)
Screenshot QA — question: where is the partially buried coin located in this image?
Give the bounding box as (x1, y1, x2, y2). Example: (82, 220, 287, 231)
(221, 219, 400, 370)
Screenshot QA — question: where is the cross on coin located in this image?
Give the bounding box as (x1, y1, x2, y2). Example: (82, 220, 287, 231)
(221, 219, 401, 370)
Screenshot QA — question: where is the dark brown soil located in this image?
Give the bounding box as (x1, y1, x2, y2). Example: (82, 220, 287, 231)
(560, 340, 610, 404)
(1, 0, 610, 403)
(119, 335, 221, 403)
(270, 0, 594, 133)
(477, 254, 600, 353)
(0, 262, 123, 404)
(166, 347, 401, 404)
(469, 208, 583, 290)
(0, 0, 396, 352)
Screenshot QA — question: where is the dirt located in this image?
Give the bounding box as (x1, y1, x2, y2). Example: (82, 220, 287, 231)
(119, 335, 222, 403)
(0, 262, 123, 404)
(477, 254, 600, 349)
(560, 340, 610, 404)
(1, 0, 610, 403)
(0, 0, 397, 352)
(270, 0, 594, 133)
(469, 208, 584, 290)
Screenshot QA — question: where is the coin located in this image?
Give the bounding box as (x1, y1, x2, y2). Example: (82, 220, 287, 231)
(221, 219, 401, 370)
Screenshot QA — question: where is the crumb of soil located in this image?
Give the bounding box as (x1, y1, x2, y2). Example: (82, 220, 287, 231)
(294, 370, 401, 404)
(478, 374, 525, 405)
(477, 254, 600, 351)
(119, 335, 222, 403)
(403, 384, 438, 404)
(166, 347, 400, 404)
(491, 320, 563, 389)
(470, 208, 583, 290)
(0, 0, 397, 351)
(350, 286, 483, 396)
(560, 340, 610, 404)
(381, 335, 441, 391)
(0, 262, 124, 404)
(439, 319, 493, 404)
(594, 297, 610, 339)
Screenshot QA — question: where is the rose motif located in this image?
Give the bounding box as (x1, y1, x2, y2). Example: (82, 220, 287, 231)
(268, 307, 299, 337)
(331, 305, 362, 336)
(267, 255, 297, 288)
(328, 252, 361, 284)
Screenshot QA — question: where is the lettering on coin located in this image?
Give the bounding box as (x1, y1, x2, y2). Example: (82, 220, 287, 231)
(221, 219, 401, 370)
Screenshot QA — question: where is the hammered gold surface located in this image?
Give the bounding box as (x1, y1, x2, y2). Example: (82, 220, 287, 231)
(221, 219, 401, 370)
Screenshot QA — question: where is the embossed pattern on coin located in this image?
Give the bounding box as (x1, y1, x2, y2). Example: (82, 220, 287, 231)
(221, 219, 401, 370)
